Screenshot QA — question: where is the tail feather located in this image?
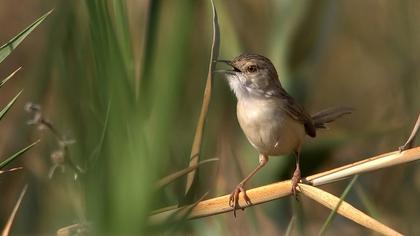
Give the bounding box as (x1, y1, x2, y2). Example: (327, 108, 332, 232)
(311, 106, 353, 129)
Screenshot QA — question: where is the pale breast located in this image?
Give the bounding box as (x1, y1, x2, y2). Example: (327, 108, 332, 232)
(237, 98, 305, 156)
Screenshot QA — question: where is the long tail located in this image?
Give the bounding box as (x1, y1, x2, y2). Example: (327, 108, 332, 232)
(311, 106, 353, 129)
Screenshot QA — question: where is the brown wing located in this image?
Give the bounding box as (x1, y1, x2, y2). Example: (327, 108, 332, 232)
(277, 88, 316, 137)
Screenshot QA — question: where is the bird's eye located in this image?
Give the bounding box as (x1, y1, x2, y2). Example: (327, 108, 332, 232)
(246, 65, 257, 73)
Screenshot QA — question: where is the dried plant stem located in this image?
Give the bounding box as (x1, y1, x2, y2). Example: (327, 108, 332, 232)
(299, 184, 402, 236)
(2, 185, 27, 236)
(306, 147, 420, 186)
(185, 0, 220, 195)
(399, 113, 420, 151)
(150, 146, 420, 223)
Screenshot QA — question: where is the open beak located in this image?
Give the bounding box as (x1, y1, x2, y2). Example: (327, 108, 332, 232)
(214, 59, 240, 75)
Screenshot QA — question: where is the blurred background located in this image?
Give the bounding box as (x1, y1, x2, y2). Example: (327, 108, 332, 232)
(0, 0, 419, 235)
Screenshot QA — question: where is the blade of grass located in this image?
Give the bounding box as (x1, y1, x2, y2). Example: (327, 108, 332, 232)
(0, 140, 40, 169)
(0, 67, 21, 88)
(88, 99, 111, 166)
(185, 0, 220, 196)
(0, 10, 52, 63)
(285, 215, 296, 236)
(291, 196, 304, 236)
(138, 0, 161, 100)
(1, 185, 28, 236)
(298, 184, 402, 236)
(354, 183, 381, 220)
(318, 175, 359, 236)
(156, 158, 218, 189)
(0, 90, 22, 121)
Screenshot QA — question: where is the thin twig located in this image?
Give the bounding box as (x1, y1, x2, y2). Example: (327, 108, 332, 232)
(156, 158, 218, 189)
(399, 113, 420, 151)
(150, 146, 420, 223)
(0, 167, 23, 174)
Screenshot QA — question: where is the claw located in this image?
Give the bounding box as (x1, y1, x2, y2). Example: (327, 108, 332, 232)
(291, 167, 301, 200)
(229, 185, 252, 217)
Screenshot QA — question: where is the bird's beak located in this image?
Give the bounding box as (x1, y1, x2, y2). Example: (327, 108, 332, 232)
(214, 59, 239, 75)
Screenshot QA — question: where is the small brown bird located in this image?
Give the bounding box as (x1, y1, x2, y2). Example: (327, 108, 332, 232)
(217, 53, 352, 215)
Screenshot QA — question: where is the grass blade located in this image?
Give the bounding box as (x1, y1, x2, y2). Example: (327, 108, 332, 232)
(285, 215, 296, 236)
(1, 185, 28, 236)
(138, 0, 160, 99)
(0, 140, 40, 169)
(0, 90, 22, 121)
(0, 67, 21, 88)
(298, 184, 402, 236)
(156, 158, 218, 189)
(185, 0, 220, 196)
(354, 183, 381, 220)
(0, 10, 52, 63)
(318, 175, 359, 235)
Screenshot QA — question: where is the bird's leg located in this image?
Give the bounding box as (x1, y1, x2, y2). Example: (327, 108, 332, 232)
(230, 154, 268, 217)
(291, 149, 301, 198)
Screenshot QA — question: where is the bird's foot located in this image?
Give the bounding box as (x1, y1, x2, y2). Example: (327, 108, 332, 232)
(291, 167, 301, 199)
(229, 184, 252, 217)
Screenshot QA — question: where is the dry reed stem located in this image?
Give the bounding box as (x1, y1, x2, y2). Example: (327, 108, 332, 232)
(399, 114, 420, 151)
(156, 158, 218, 189)
(185, 0, 220, 195)
(2, 185, 27, 236)
(150, 146, 420, 223)
(0, 167, 23, 174)
(0, 67, 21, 87)
(298, 184, 402, 236)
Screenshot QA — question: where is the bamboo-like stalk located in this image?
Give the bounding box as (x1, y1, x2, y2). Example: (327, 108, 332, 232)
(298, 184, 402, 236)
(150, 146, 420, 223)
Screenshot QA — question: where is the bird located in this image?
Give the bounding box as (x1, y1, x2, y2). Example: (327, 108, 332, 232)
(216, 53, 352, 216)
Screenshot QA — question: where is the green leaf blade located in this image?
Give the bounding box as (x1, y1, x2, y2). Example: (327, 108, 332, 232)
(0, 10, 52, 64)
(0, 90, 23, 121)
(0, 140, 40, 169)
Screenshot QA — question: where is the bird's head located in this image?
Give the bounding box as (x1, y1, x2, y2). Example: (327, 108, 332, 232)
(216, 53, 282, 100)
